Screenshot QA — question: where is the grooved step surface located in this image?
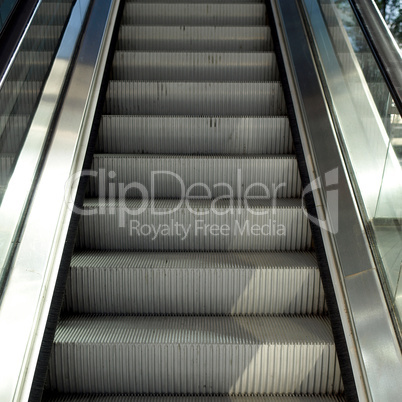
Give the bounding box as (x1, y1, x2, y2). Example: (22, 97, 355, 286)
(76, 199, 312, 251)
(117, 26, 272, 51)
(22, 25, 65, 51)
(0, 115, 30, 153)
(47, 0, 344, 398)
(0, 81, 42, 114)
(0, 154, 15, 185)
(43, 396, 346, 402)
(111, 52, 279, 81)
(126, 0, 264, 2)
(48, 315, 342, 395)
(34, 2, 73, 24)
(122, 4, 266, 26)
(65, 251, 325, 314)
(105, 82, 286, 116)
(8, 51, 53, 81)
(97, 116, 292, 155)
(89, 154, 301, 198)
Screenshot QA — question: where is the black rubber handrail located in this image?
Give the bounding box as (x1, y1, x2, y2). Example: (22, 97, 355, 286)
(349, 0, 402, 117)
(0, 0, 39, 83)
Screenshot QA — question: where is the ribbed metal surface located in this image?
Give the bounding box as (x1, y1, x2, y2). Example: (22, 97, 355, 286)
(0, 81, 42, 114)
(0, 115, 29, 153)
(89, 154, 301, 198)
(105, 82, 286, 116)
(8, 51, 53, 81)
(117, 26, 272, 51)
(97, 116, 292, 155)
(48, 315, 342, 395)
(22, 25, 64, 51)
(0, 186, 5, 203)
(76, 199, 312, 251)
(122, 4, 266, 26)
(111, 52, 279, 81)
(47, 0, 344, 398)
(0, 154, 15, 185)
(126, 0, 264, 2)
(43, 396, 346, 402)
(34, 2, 73, 25)
(65, 251, 325, 315)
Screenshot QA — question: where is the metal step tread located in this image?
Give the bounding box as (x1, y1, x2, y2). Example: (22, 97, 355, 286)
(126, 0, 264, 2)
(82, 198, 303, 209)
(48, 315, 341, 393)
(54, 315, 334, 345)
(111, 51, 279, 81)
(77, 198, 311, 251)
(0, 154, 15, 184)
(65, 251, 324, 315)
(97, 116, 292, 155)
(42, 396, 346, 402)
(71, 250, 317, 269)
(117, 26, 272, 51)
(89, 154, 301, 198)
(105, 81, 286, 116)
(122, 4, 267, 26)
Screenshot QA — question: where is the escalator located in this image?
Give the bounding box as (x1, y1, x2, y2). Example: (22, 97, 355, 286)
(2, 0, 402, 401)
(40, 0, 347, 400)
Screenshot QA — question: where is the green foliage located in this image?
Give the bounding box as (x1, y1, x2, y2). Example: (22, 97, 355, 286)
(374, 0, 402, 45)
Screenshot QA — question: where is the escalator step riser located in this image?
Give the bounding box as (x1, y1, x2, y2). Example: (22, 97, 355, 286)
(105, 82, 286, 116)
(98, 116, 292, 155)
(89, 155, 302, 198)
(48, 316, 342, 395)
(0, 81, 42, 115)
(7, 51, 52, 81)
(111, 52, 279, 81)
(126, 0, 264, 2)
(65, 251, 325, 315)
(34, 2, 73, 25)
(0, 115, 30, 153)
(117, 26, 272, 51)
(0, 154, 15, 185)
(21, 25, 64, 51)
(76, 200, 312, 251)
(41, 396, 346, 402)
(122, 4, 267, 26)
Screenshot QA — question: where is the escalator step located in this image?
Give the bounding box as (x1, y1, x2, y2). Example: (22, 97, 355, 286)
(0, 115, 30, 153)
(117, 26, 272, 51)
(122, 3, 267, 26)
(0, 154, 15, 185)
(7, 51, 53, 81)
(111, 52, 279, 81)
(34, 2, 74, 25)
(105, 82, 286, 116)
(97, 116, 292, 155)
(89, 154, 301, 198)
(76, 199, 312, 251)
(43, 396, 346, 402)
(0, 81, 42, 114)
(65, 251, 325, 315)
(48, 315, 342, 395)
(21, 25, 65, 51)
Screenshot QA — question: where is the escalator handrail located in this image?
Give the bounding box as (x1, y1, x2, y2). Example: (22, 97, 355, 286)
(349, 0, 402, 116)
